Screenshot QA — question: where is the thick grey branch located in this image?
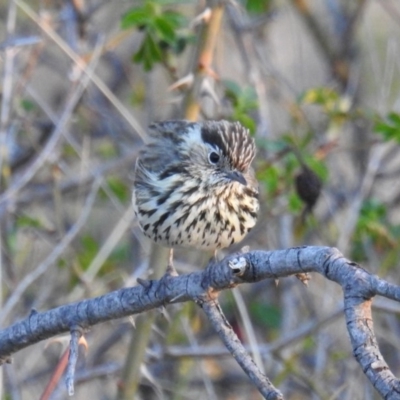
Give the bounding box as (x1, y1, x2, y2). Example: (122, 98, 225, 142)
(1, 246, 400, 399)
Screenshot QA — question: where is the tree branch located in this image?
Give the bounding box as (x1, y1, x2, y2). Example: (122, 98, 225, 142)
(1, 246, 400, 399)
(199, 298, 283, 399)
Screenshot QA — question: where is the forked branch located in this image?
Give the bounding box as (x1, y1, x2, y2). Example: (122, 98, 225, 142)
(1, 246, 400, 399)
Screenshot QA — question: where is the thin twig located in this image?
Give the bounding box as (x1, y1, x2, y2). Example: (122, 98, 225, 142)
(0, 178, 101, 326)
(40, 345, 70, 400)
(65, 326, 85, 396)
(232, 287, 264, 372)
(13, 0, 147, 141)
(69, 207, 136, 300)
(182, 1, 225, 120)
(198, 298, 283, 400)
(0, 37, 104, 207)
(180, 316, 218, 400)
(0, 35, 41, 50)
(164, 307, 343, 359)
(0, 4, 18, 398)
(337, 143, 389, 253)
(12, 149, 137, 208)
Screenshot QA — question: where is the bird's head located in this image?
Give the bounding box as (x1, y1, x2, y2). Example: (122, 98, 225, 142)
(181, 120, 257, 190)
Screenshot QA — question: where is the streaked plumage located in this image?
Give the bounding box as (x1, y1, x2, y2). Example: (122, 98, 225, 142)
(132, 120, 259, 251)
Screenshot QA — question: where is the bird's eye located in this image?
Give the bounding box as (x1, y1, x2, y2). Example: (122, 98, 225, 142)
(208, 151, 220, 164)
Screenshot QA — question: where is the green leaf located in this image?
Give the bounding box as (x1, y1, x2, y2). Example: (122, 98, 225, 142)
(358, 199, 387, 222)
(288, 192, 303, 213)
(250, 303, 281, 329)
(133, 33, 163, 71)
(233, 113, 256, 134)
(62, 143, 77, 157)
(258, 164, 280, 194)
(300, 87, 339, 106)
(96, 141, 118, 159)
(154, 16, 176, 43)
(223, 79, 242, 100)
(108, 177, 130, 202)
(20, 99, 36, 112)
(146, 33, 163, 60)
(163, 10, 186, 27)
(351, 198, 399, 261)
(122, 2, 188, 70)
(374, 112, 400, 142)
(303, 157, 329, 182)
(256, 137, 289, 153)
(245, 0, 272, 14)
(388, 112, 400, 125)
(100, 176, 130, 202)
(223, 80, 258, 131)
(78, 235, 99, 271)
(240, 87, 258, 109)
(16, 215, 42, 229)
(121, 8, 151, 29)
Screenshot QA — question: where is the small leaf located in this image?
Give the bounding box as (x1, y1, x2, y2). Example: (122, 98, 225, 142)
(146, 33, 163, 60)
(77, 235, 99, 271)
(250, 303, 281, 330)
(222, 80, 258, 132)
(240, 87, 258, 109)
(121, 8, 150, 29)
(256, 138, 288, 153)
(300, 87, 339, 110)
(154, 16, 176, 44)
(163, 10, 186, 27)
(96, 141, 118, 159)
(99, 176, 130, 202)
(233, 113, 256, 134)
(107, 177, 130, 202)
(258, 165, 280, 194)
(374, 112, 400, 142)
(223, 79, 242, 101)
(245, 0, 272, 14)
(288, 192, 303, 213)
(303, 156, 329, 182)
(133, 33, 162, 71)
(16, 215, 42, 229)
(20, 99, 36, 112)
(388, 112, 400, 125)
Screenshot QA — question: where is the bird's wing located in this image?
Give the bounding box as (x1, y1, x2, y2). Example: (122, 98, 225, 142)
(136, 141, 179, 175)
(136, 120, 197, 174)
(148, 120, 198, 142)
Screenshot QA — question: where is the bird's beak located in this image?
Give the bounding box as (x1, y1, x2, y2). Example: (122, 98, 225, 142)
(225, 170, 247, 186)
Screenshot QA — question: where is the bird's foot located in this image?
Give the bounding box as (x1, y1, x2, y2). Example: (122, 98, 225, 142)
(152, 259, 179, 301)
(166, 248, 179, 277)
(166, 260, 179, 278)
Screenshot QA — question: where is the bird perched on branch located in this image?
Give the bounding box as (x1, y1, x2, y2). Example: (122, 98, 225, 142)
(132, 120, 259, 267)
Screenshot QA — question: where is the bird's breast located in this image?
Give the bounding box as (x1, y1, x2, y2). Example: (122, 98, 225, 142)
(134, 178, 259, 251)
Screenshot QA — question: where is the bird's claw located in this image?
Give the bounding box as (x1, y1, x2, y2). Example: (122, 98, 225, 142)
(166, 262, 179, 278)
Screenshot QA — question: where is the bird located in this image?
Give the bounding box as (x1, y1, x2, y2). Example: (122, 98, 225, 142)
(132, 120, 259, 268)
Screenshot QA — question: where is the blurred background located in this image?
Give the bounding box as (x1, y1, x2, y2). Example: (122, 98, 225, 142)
(1, 0, 400, 399)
